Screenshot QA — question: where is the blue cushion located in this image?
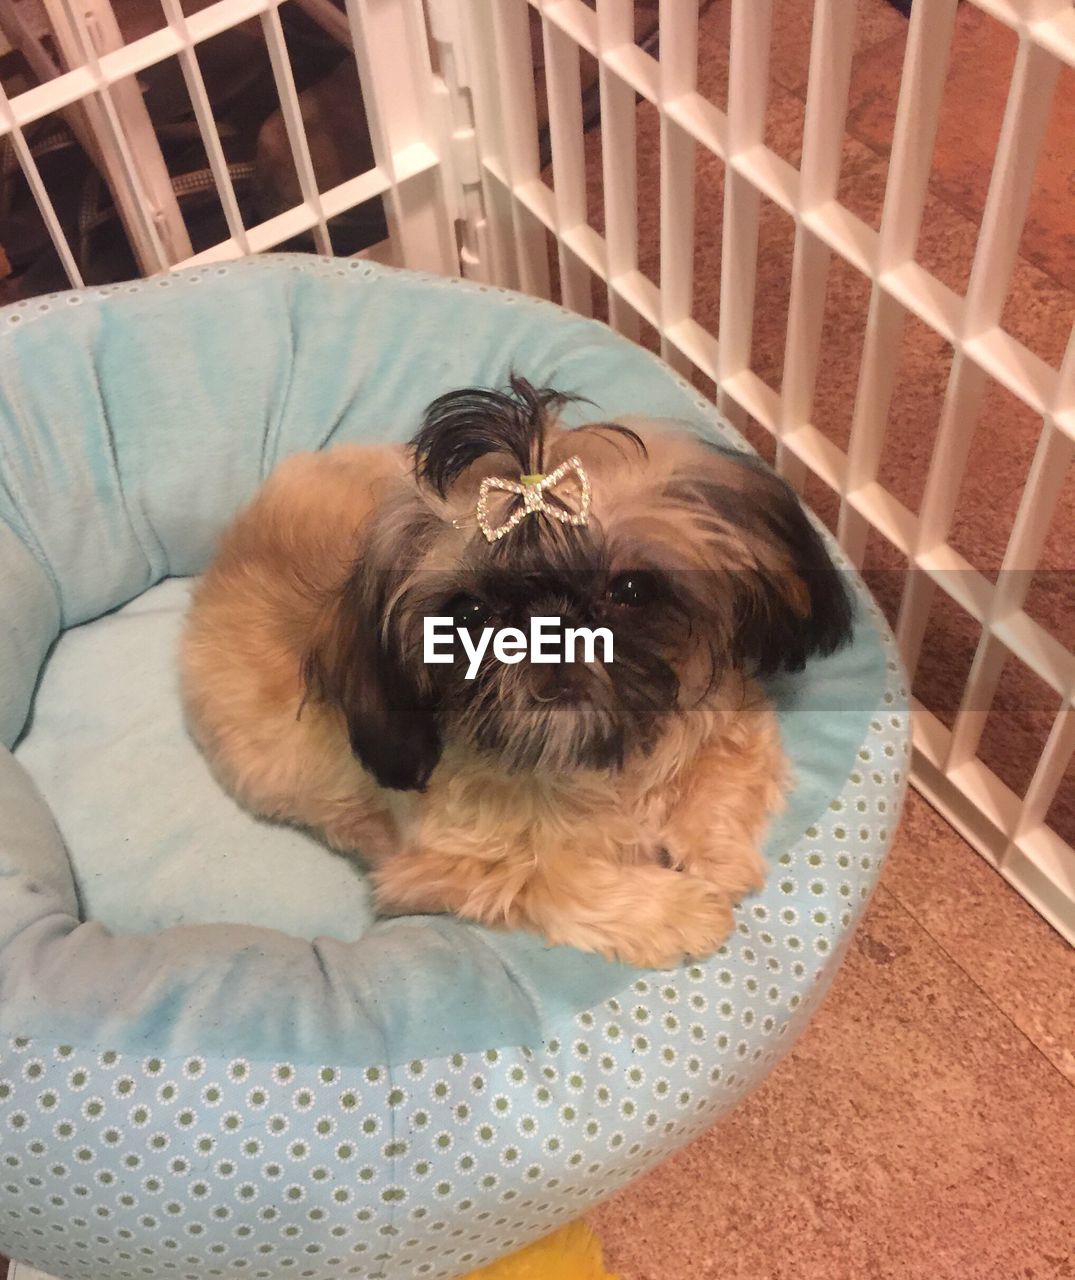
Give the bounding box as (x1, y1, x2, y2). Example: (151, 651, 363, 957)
(0, 255, 909, 1279)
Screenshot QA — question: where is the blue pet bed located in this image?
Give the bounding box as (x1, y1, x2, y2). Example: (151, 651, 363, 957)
(0, 256, 909, 1280)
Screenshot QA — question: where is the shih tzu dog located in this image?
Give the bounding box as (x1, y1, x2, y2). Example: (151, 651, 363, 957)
(181, 377, 852, 968)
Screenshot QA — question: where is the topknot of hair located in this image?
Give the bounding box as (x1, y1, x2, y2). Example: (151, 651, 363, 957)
(411, 374, 579, 498)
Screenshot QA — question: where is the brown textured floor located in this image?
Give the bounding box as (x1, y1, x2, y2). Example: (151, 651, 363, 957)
(590, 792, 1075, 1280)
(582, 2, 1075, 1277)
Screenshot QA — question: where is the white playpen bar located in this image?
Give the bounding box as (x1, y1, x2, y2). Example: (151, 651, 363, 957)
(0, 0, 459, 274)
(458, 0, 1075, 943)
(0, 0, 1071, 941)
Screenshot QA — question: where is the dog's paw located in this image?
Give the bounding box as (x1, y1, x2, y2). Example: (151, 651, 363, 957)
(604, 872, 735, 970)
(658, 834, 767, 902)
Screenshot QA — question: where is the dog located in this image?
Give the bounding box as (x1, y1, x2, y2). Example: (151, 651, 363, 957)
(180, 377, 853, 968)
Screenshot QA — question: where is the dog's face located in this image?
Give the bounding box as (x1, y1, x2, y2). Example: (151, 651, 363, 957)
(303, 378, 854, 790)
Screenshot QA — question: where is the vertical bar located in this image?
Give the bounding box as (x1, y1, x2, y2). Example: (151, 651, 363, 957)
(724, 0, 771, 153)
(543, 16, 588, 227)
(838, 0, 958, 558)
(943, 632, 1007, 769)
(424, 0, 468, 247)
(876, 0, 959, 272)
(945, 418, 1073, 769)
(777, 0, 857, 488)
(455, 0, 521, 288)
(595, 0, 633, 49)
(0, 85, 83, 286)
(158, 0, 251, 256)
(836, 290, 907, 562)
(596, 0, 639, 337)
(259, 5, 332, 255)
(1009, 706, 1075, 847)
(47, 0, 192, 266)
(992, 419, 1074, 616)
(776, 228, 827, 490)
(797, 0, 856, 211)
(893, 568, 936, 686)
(658, 117, 695, 374)
(543, 14, 592, 315)
(962, 38, 1060, 337)
(44, 0, 177, 273)
(657, 0, 699, 374)
(658, 0, 698, 96)
(344, 0, 457, 274)
(716, 0, 772, 427)
(894, 353, 990, 679)
(487, 0, 552, 297)
(913, 355, 990, 554)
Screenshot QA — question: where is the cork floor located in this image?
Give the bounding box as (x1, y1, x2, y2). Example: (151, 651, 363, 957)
(2, 2, 1073, 1279)
(590, 793, 1075, 1280)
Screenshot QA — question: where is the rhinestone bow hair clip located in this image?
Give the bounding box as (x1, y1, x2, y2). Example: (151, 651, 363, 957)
(475, 455, 591, 543)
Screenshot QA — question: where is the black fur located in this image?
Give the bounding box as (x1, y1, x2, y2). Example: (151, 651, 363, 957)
(413, 374, 645, 498)
(666, 451, 854, 676)
(301, 516, 444, 792)
(413, 375, 571, 496)
(739, 456, 854, 671)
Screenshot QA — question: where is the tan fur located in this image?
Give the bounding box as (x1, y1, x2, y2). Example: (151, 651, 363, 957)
(181, 434, 787, 970)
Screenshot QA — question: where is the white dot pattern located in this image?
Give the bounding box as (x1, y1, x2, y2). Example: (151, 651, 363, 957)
(0, 257, 910, 1279)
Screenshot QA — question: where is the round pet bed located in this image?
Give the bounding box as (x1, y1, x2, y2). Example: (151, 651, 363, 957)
(0, 255, 909, 1280)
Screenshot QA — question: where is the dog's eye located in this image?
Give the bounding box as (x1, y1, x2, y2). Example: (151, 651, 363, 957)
(606, 571, 658, 608)
(447, 594, 492, 630)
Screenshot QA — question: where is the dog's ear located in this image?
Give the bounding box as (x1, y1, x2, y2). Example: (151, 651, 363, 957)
(302, 566, 442, 792)
(673, 449, 854, 676)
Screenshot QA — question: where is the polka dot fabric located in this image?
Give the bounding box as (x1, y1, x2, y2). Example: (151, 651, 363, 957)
(0, 645, 907, 1279)
(0, 257, 909, 1278)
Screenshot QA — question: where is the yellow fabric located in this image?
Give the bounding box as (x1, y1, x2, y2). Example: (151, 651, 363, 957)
(462, 1221, 620, 1279)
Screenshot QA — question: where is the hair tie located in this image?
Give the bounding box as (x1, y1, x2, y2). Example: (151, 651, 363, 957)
(473, 456, 591, 543)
